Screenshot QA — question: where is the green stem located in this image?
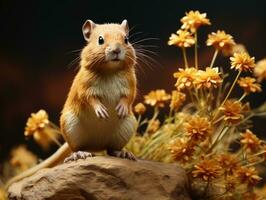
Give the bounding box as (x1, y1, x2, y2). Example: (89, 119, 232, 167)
(212, 71, 242, 121)
(48, 131, 62, 147)
(239, 93, 247, 102)
(207, 125, 228, 153)
(182, 47, 188, 68)
(137, 115, 142, 126)
(144, 106, 159, 134)
(49, 121, 61, 131)
(210, 49, 219, 68)
(244, 158, 265, 167)
(221, 71, 242, 107)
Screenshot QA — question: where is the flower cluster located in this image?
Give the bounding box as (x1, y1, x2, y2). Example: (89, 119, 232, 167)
(127, 10, 266, 200)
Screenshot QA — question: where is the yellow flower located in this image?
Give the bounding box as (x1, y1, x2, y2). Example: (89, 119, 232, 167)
(147, 119, 160, 134)
(24, 109, 61, 150)
(254, 58, 266, 82)
(170, 90, 186, 111)
(216, 154, 239, 175)
(24, 109, 49, 136)
(169, 138, 195, 163)
(134, 103, 146, 115)
(173, 67, 198, 90)
(192, 158, 222, 181)
(240, 129, 262, 153)
(230, 52, 255, 72)
(206, 30, 235, 52)
(219, 100, 249, 124)
(194, 67, 222, 89)
(144, 90, 171, 107)
(181, 10, 211, 33)
(168, 29, 195, 48)
(238, 77, 262, 94)
(237, 167, 262, 187)
(10, 145, 37, 172)
(184, 116, 212, 142)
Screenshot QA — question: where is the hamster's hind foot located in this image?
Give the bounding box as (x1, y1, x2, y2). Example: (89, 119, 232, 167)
(64, 151, 94, 163)
(107, 149, 136, 161)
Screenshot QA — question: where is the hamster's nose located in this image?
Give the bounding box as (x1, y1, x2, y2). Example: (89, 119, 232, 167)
(112, 47, 121, 55)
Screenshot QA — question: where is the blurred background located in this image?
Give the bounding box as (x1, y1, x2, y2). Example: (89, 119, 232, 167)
(0, 0, 266, 160)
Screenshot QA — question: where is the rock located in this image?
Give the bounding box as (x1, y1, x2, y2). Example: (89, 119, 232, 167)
(8, 156, 191, 200)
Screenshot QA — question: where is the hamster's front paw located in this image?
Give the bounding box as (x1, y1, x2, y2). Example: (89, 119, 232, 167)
(94, 103, 109, 119)
(115, 101, 128, 118)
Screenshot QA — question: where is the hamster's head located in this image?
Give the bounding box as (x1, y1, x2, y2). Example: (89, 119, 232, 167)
(80, 20, 136, 72)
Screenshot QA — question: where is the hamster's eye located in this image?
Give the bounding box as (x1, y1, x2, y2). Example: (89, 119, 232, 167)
(98, 36, 104, 45)
(124, 36, 128, 44)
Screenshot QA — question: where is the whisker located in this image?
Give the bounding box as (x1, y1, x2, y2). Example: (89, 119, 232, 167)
(129, 31, 144, 39)
(130, 37, 160, 45)
(66, 48, 83, 55)
(134, 48, 159, 56)
(67, 56, 81, 70)
(133, 44, 158, 49)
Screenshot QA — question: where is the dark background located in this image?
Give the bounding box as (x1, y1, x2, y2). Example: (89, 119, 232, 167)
(1, 0, 266, 159)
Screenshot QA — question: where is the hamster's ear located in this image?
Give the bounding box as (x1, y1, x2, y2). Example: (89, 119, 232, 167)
(121, 19, 129, 35)
(82, 20, 96, 41)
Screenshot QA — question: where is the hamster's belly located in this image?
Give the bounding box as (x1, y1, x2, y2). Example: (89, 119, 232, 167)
(63, 101, 135, 152)
(63, 73, 136, 151)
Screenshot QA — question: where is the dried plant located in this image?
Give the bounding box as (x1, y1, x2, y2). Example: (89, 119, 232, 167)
(126, 10, 266, 200)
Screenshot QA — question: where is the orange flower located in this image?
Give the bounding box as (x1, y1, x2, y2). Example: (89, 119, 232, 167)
(238, 77, 262, 94)
(134, 103, 146, 115)
(192, 158, 222, 181)
(181, 10, 211, 32)
(173, 67, 198, 90)
(206, 30, 235, 52)
(168, 29, 195, 48)
(194, 67, 222, 89)
(230, 52, 255, 72)
(170, 90, 186, 111)
(254, 58, 266, 82)
(144, 90, 171, 107)
(216, 154, 239, 175)
(240, 129, 262, 153)
(184, 116, 212, 142)
(219, 100, 248, 124)
(237, 167, 262, 187)
(169, 138, 195, 163)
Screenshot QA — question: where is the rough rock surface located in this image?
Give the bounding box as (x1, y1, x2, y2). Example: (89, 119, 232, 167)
(8, 156, 191, 200)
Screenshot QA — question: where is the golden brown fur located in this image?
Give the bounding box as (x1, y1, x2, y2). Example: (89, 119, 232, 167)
(6, 20, 137, 189)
